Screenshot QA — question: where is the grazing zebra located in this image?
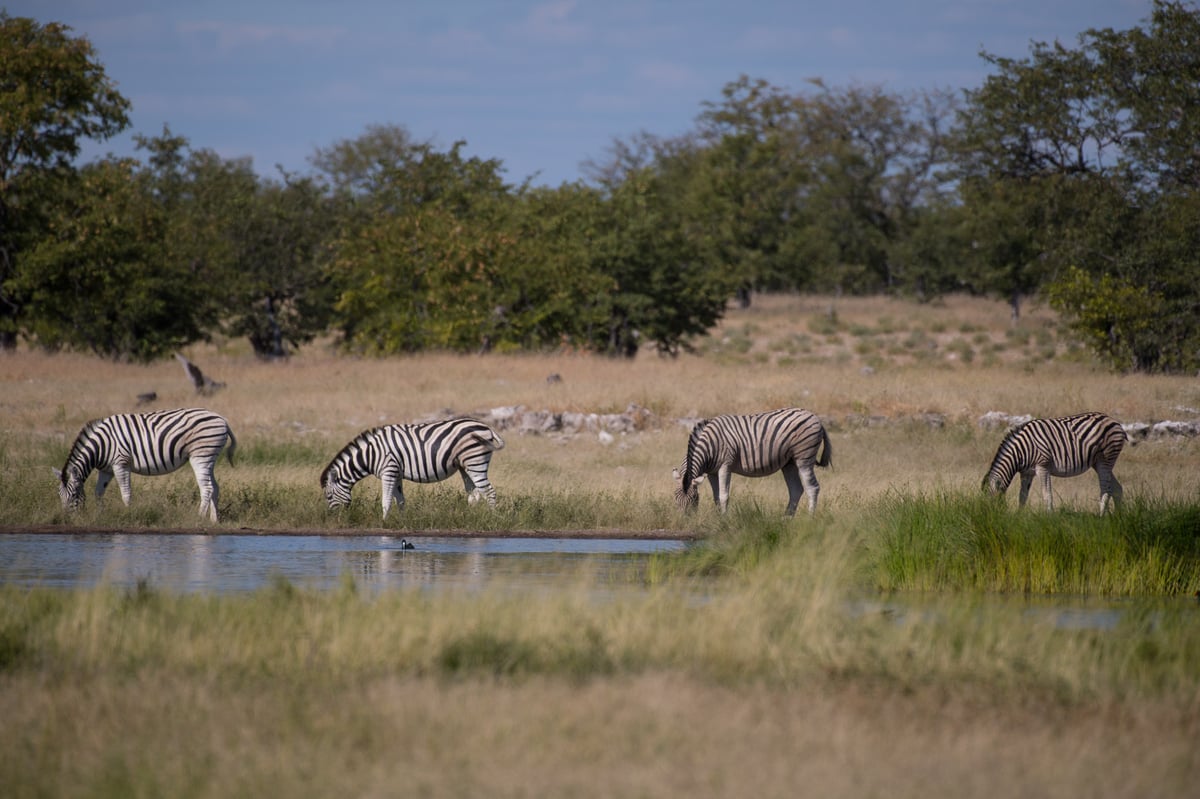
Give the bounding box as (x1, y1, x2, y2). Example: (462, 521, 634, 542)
(54, 408, 237, 522)
(982, 412, 1127, 513)
(672, 408, 832, 516)
(321, 418, 505, 517)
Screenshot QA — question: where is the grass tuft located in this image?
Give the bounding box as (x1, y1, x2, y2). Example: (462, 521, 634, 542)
(867, 493, 1200, 596)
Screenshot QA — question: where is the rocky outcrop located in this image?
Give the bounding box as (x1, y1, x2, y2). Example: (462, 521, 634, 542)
(420, 406, 1200, 441)
(976, 412, 1200, 440)
(483, 403, 657, 436)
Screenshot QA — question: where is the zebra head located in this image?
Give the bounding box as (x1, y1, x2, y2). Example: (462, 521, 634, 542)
(320, 428, 380, 511)
(54, 419, 102, 511)
(319, 466, 354, 510)
(52, 466, 86, 510)
(672, 419, 709, 512)
(982, 425, 1024, 495)
(672, 463, 700, 511)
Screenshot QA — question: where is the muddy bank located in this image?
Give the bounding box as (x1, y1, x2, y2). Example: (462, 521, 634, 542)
(0, 524, 699, 540)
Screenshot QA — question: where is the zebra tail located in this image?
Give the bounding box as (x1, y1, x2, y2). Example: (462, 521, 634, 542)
(816, 426, 833, 469)
(225, 427, 238, 467)
(477, 429, 505, 451)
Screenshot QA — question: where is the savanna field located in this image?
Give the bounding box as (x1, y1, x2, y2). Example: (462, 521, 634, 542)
(2, 294, 1200, 798)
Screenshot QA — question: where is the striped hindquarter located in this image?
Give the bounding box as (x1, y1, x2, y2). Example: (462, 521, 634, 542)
(321, 418, 505, 517)
(673, 408, 832, 516)
(983, 412, 1127, 513)
(55, 408, 237, 522)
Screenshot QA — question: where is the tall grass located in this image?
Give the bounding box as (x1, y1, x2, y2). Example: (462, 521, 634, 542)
(867, 493, 1200, 595)
(3, 572, 1198, 797)
(5, 295, 1200, 797)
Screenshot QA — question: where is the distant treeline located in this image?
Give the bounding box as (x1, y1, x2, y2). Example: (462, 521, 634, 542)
(2, 2, 1199, 371)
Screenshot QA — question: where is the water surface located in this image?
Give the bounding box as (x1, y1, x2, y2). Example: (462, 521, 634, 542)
(0, 533, 687, 594)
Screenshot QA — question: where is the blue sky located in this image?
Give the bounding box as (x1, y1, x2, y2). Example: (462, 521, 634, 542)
(17, 0, 1153, 186)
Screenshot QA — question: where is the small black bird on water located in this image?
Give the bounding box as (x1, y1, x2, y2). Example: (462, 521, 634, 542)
(399, 539, 415, 550)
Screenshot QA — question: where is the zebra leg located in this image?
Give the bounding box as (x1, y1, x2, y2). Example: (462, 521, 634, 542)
(798, 464, 821, 515)
(780, 462, 804, 516)
(715, 465, 733, 513)
(190, 459, 219, 522)
(1096, 466, 1123, 514)
(1036, 466, 1054, 511)
(379, 469, 399, 518)
(706, 473, 722, 512)
(113, 464, 134, 507)
(1017, 471, 1034, 508)
(95, 468, 114, 502)
(463, 469, 497, 507)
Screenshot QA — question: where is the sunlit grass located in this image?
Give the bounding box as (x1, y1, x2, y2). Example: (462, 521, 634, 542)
(865, 493, 1200, 596)
(5, 293, 1200, 797)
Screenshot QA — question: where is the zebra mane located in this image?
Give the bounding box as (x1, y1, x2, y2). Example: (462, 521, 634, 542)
(319, 426, 382, 487)
(983, 420, 1030, 487)
(60, 418, 105, 480)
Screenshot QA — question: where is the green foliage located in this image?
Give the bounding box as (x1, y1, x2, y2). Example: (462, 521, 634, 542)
(868, 493, 1200, 596)
(1047, 266, 1164, 370)
(7, 5, 1200, 368)
(954, 1, 1200, 368)
(325, 129, 732, 357)
(656, 76, 960, 297)
(327, 141, 555, 353)
(0, 12, 131, 346)
(16, 159, 209, 360)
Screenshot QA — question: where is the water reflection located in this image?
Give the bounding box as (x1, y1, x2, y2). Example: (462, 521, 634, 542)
(0, 533, 686, 595)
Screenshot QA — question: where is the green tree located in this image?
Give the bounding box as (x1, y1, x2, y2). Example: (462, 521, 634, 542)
(690, 76, 811, 298)
(954, 0, 1200, 367)
(0, 13, 130, 347)
(492, 184, 612, 351)
(587, 168, 736, 356)
(224, 172, 337, 358)
(326, 136, 519, 353)
(662, 76, 958, 300)
(16, 159, 208, 361)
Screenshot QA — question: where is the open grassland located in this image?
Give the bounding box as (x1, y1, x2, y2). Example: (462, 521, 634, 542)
(3, 294, 1200, 797)
(1, 528, 1198, 798)
(2, 293, 1198, 529)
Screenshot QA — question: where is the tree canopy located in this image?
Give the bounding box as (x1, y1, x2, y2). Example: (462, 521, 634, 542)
(0, 12, 130, 348)
(4, 2, 1200, 370)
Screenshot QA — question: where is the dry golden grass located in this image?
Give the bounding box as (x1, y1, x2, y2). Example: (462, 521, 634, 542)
(3, 293, 1197, 522)
(4, 671, 1193, 799)
(3, 292, 1200, 799)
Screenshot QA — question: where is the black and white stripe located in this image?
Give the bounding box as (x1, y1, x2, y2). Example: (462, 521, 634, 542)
(55, 408, 237, 522)
(321, 418, 505, 517)
(673, 407, 832, 516)
(982, 411, 1127, 513)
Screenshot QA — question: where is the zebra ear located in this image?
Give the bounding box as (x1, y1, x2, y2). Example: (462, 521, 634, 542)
(51, 467, 62, 480)
(671, 468, 681, 481)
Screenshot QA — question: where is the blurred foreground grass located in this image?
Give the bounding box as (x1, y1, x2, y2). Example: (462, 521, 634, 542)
(2, 510, 1199, 797)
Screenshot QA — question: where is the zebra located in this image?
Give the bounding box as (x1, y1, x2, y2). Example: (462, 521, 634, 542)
(321, 418, 505, 517)
(672, 407, 832, 516)
(54, 408, 237, 522)
(982, 411, 1127, 513)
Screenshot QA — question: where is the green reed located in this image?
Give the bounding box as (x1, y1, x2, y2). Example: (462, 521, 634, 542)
(866, 493, 1200, 596)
